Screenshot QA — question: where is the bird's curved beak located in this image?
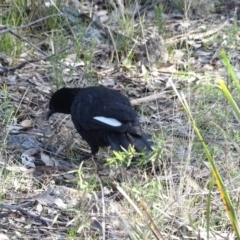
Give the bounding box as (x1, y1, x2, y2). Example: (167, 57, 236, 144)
(46, 109, 55, 120)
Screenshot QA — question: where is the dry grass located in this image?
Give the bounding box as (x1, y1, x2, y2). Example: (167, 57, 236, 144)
(0, 0, 239, 239)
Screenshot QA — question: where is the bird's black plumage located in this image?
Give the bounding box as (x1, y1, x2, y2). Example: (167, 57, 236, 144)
(47, 86, 152, 155)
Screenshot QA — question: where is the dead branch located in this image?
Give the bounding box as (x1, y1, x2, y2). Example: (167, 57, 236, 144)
(168, 20, 228, 44)
(0, 13, 63, 34)
(1, 203, 68, 226)
(130, 90, 170, 105)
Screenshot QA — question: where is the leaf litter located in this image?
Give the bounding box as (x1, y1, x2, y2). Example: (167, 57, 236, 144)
(0, 0, 240, 239)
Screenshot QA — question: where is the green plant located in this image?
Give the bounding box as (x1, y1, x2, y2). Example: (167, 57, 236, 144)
(0, 85, 15, 135)
(106, 145, 142, 167)
(170, 68, 240, 237)
(154, 4, 165, 35)
(0, 33, 24, 57)
(3, 0, 28, 26)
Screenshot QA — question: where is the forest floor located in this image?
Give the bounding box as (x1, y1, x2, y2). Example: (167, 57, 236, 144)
(0, 0, 240, 239)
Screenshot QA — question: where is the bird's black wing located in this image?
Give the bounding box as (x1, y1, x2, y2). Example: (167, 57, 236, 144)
(70, 86, 141, 133)
(72, 99, 140, 134)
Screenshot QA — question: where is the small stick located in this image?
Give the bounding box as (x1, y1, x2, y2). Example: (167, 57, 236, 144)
(130, 91, 169, 105)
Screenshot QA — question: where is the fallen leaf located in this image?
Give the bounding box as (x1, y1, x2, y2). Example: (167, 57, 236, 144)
(20, 119, 32, 128)
(36, 191, 67, 209)
(0, 234, 9, 240)
(21, 148, 40, 168)
(36, 203, 43, 213)
(41, 152, 58, 166)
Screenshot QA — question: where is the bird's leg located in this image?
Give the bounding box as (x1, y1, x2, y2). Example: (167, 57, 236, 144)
(79, 152, 93, 162)
(91, 154, 98, 168)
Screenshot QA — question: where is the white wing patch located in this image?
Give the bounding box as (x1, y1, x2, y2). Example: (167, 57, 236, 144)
(94, 116, 122, 127)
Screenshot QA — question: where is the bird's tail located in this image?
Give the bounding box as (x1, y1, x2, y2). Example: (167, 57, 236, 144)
(107, 132, 152, 153)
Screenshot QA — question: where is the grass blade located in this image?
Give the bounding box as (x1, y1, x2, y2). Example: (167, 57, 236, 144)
(220, 50, 240, 93)
(170, 79, 240, 238)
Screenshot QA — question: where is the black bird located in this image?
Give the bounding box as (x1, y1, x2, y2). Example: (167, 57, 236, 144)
(47, 86, 152, 155)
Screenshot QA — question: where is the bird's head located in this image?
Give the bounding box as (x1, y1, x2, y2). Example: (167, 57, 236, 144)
(47, 87, 81, 120)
